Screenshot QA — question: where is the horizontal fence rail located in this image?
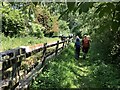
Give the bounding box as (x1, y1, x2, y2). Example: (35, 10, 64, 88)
(0, 36, 73, 90)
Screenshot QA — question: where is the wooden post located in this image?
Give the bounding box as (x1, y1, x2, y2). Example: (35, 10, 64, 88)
(42, 43, 47, 65)
(0, 60, 3, 89)
(62, 40, 65, 49)
(64, 40, 66, 47)
(55, 41, 59, 56)
(65, 40, 67, 47)
(69, 35, 71, 43)
(18, 48, 25, 81)
(12, 58, 17, 80)
(68, 38, 70, 45)
(67, 38, 70, 45)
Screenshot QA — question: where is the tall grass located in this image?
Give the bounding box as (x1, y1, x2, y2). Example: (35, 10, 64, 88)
(1, 34, 60, 52)
(30, 43, 120, 89)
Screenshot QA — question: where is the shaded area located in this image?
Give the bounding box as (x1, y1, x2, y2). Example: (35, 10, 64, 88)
(30, 43, 120, 89)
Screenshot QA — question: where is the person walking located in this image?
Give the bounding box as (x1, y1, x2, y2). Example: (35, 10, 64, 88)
(75, 36, 81, 60)
(82, 35, 90, 59)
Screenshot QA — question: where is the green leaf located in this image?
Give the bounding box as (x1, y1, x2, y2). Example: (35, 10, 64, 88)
(95, 3, 106, 13)
(32, 2, 38, 6)
(73, 2, 83, 13)
(89, 2, 94, 8)
(112, 21, 119, 31)
(116, 2, 120, 11)
(79, 8, 82, 15)
(67, 2, 76, 12)
(81, 2, 90, 13)
(104, 3, 115, 15)
(106, 3, 114, 9)
(58, 9, 69, 19)
(95, 4, 108, 18)
(98, 3, 113, 18)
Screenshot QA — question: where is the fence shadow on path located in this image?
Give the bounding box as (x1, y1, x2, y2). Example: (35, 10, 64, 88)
(30, 43, 120, 89)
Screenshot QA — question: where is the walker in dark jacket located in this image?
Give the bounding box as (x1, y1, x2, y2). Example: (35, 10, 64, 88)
(75, 38, 81, 60)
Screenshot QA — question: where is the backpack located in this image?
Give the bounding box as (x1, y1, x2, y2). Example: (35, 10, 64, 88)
(83, 38, 89, 47)
(75, 41, 80, 48)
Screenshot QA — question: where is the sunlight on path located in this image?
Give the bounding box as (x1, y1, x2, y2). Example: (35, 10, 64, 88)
(30, 43, 120, 89)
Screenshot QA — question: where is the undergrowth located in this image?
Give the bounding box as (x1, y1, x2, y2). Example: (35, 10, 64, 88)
(1, 34, 59, 52)
(30, 43, 120, 89)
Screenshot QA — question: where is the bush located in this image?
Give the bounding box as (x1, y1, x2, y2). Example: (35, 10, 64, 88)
(58, 20, 70, 36)
(2, 3, 25, 37)
(30, 23, 44, 38)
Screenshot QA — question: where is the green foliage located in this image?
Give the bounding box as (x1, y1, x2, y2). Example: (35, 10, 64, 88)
(1, 2, 71, 38)
(95, 3, 115, 18)
(89, 2, 120, 67)
(58, 20, 70, 36)
(2, 3, 25, 37)
(72, 2, 120, 67)
(1, 33, 59, 52)
(90, 63, 120, 88)
(59, 2, 94, 19)
(79, 2, 92, 13)
(30, 44, 120, 89)
(67, 2, 76, 12)
(35, 5, 52, 31)
(30, 23, 44, 38)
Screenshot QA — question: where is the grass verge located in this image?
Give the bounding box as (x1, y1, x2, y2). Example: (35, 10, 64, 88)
(1, 34, 59, 52)
(30, 43, 120, 89)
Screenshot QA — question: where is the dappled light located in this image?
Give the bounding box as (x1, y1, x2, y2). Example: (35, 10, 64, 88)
(30, 44, 120, 89)
(1, 1, 120, 89)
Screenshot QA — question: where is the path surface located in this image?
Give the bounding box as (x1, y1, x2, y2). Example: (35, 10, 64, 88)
(30, 43, 120, 89)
